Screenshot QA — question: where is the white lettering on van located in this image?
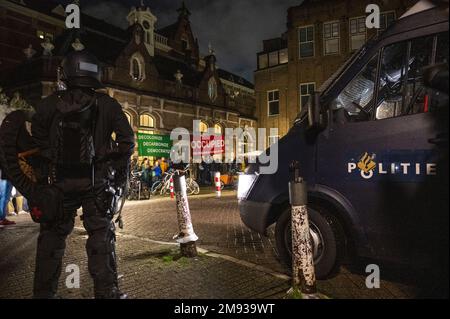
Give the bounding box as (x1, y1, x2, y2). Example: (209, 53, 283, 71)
(348, 163, 357, 173)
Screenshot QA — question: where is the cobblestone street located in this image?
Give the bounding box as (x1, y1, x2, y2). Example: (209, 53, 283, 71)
(0, 190, 420, 299)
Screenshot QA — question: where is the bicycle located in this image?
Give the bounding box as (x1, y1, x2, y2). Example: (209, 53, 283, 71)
(127, 171, 151, 200)
(151, 169, 173, 196)
(160, 165, 200, 196)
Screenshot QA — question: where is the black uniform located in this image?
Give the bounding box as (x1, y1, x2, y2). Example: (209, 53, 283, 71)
(31, 88, 134, 298)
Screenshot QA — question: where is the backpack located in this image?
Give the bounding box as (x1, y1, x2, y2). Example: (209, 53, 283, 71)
(52, 95, 98, 168)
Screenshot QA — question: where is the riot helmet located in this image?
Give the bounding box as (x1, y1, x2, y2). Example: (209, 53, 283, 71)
(61, 50, 103, 89)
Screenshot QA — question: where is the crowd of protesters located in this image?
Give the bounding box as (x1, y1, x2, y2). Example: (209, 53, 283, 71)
(128, 157, 247, 187)
(130, 157, 172, 189)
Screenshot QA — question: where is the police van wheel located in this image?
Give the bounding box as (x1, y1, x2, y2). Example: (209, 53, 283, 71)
(275, 205, 345, 279)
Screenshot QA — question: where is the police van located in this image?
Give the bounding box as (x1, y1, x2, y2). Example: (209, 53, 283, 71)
(239, 2, 449, 279)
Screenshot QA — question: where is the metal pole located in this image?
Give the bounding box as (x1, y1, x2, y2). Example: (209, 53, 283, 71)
(289, 161, 317, 296)
(173, 171, 198, 257)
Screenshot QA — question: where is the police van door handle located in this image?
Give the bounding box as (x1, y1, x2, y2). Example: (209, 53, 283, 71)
(428, 133, 448, 146)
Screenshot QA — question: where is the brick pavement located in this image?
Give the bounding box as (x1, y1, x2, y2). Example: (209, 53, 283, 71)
(0, 190, 421, 299)
(119, 191, 420, 299)
(0, 217, 290, 299)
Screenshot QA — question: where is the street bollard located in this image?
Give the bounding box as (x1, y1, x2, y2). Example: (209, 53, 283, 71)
(173, 172, 198, 257)
(170, 177, 174, 199)
(288, 161, 318, 298)
(214, 171, 221, 198)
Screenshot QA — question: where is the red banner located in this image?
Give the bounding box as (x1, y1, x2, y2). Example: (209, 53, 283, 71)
(191, 135, 225, 157)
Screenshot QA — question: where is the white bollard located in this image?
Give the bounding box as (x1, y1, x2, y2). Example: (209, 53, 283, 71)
(173, 173, 198, 257)
(214, 171, 221, 198)
(170, 177, 174, 199)
(288, 162, 318, 298)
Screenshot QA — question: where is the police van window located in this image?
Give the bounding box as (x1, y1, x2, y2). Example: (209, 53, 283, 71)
(435, 32, 449, 64)
(330, 54, 378, 119)
(376, 33, 449, 119)
(375, 41, 408, 120)
(402, 35, 435, 116)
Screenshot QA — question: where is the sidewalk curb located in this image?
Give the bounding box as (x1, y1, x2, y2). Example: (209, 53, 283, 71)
(74, 227, 292, 283)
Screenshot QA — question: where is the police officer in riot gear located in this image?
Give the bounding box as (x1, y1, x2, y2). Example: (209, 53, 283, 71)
(31, 49, 135, 299)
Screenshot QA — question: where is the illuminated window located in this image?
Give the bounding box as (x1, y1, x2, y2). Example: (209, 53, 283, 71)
(199, 121, 208, 133)
(214, 124, 223, 135)
(279, 48, 288, 64)
(139, 114, 155, 128)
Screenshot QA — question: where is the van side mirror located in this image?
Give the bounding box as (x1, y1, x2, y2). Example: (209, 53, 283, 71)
(307, 92, 325, 131)
(423, 63, 449, 94)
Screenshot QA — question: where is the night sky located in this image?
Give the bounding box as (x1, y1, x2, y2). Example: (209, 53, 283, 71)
(56, 0, 304, 82)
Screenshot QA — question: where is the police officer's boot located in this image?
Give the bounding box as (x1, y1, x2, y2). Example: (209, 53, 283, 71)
(85, 212, 127, 299)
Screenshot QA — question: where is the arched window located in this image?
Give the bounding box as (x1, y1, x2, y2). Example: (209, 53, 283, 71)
(140, 114, 155, 128)
(214, 123, 223, 135)
(130, 52, 146, 82)
(208, 77, 218, 102)
(132, 58, 140, 80)
(199, 121, 208, 133)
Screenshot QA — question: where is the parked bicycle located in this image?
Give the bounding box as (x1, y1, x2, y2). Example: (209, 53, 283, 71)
(150, 169, 173, 196)
(160, 165, 200, 196)
(127, 171, 151, 200)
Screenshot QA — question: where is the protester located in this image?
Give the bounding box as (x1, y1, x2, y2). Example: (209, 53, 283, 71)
(0, 170, 16, 226)
(152, 161, 162, 181)
(160, 157, 168, 174)
(140, 158, 152, 188)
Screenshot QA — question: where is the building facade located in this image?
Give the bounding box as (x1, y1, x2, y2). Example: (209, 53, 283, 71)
(255, 0, 416, 143)
(0, 0, 256, 163)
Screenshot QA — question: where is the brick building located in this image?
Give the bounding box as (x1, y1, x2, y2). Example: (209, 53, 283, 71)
(255, 0, 416, 143)
(0, 0, 256, 162)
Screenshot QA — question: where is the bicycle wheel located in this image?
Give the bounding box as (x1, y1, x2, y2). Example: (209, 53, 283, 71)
(151, 181, 162, 196)
(160, 180, 170, 196)
(192, 180, 200, 195)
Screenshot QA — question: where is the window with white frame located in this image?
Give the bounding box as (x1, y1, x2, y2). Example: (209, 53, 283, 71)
(323, 21, 340, 55)
(349, 16, 366, 51)
(267, 90, 280, 116)
(298, 26, 314, 58)
(378, 11, 396, 34)
(300, 83, 315, 110)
